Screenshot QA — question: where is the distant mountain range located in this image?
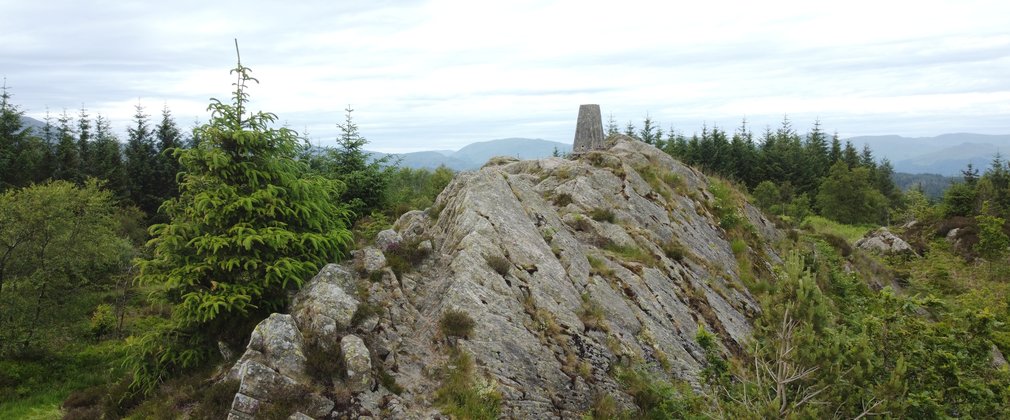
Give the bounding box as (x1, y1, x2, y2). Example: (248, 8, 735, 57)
(847, 133, 1010, 176)
(373, 138, 572, 171)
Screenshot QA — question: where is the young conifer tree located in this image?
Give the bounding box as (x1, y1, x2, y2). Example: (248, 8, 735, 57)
(129, 44, 353, 392)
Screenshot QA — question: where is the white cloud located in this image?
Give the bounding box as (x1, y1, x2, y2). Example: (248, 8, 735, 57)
(4, 0, 1009, 151)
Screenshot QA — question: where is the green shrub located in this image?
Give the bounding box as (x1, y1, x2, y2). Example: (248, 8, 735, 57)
(89, 303, 117, 339)
(590, 208, 616, 223)
(617, 365, 707, 419)
(435, 349, 501, 420)
(485, 255, 511, 276)
(587, 392, 626, 419)
(730, 238, 747, 256)
(440, 309, 476, 340)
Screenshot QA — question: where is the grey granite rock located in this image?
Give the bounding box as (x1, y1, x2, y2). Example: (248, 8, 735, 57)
(342, 334, 373, 392)
(375, 229, 403, 251)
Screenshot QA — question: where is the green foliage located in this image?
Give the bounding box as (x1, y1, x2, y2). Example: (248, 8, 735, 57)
(124, 104, 162, 216)
(382, 165, 454, 218)
(974, 202, 1009, 275)
(304, 338, 344, 385)
(729, 238, 747, 255)
(0, 180, 130, 354)
(816, 161, 888, 224)
(943, 181, 978, 218)
(89, 304, 116, 339)
(435, 349, 501, 420)
(708, 178, 744, 230)
(552, 192, 574, 207)
(616, 365, 708, 420)
(440, 309, 476, 339)
(752, 180, 779, 212)
(308, 106, 394, 221)
(353, 211, 391, 245)
(695, 326, 728, 386)
(587, 255, 614, 277)
(130, 57, 353, 393)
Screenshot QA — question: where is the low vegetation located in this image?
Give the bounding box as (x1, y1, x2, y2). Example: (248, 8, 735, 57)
(435, 349, 501, 420)
(440, 309, 476, 340)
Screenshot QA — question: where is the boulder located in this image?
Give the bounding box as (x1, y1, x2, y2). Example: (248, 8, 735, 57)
(855, 227, 916, 256)
(229, 360, 334, 419)
(353, 247, 387, 274)
(374, 229, 403, 252)
(228, 314, 307, 382)
(291, 267, 359, 344)
(341, 334, 373, 392)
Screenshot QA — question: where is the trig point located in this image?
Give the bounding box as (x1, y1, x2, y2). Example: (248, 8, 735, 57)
(572, 104, 604, 153)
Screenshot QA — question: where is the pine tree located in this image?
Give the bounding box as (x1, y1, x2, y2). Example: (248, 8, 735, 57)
(0, 82, 32, 189)
(804, 119, 829, 179)
(54, 110, 82, 183)
(77, 106, 92, 174)
(842, 141, 860, 169)
(639, 114, 659, 145)
(152, 105, 183, 211)
(124, 104, 160, 216)
(91, 114, 128, 201)
(130, 52, 354, 393)
(624, 121, 637, 139)
(605, 113, 619, 137)
(828, 132, 842, 165)
(319, 106, 391, 219)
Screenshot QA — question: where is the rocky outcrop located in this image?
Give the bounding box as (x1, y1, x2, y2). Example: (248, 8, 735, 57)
(225, 136, 781, 419)
(227, 314, 334, 420)
(855, 227, 917, 256)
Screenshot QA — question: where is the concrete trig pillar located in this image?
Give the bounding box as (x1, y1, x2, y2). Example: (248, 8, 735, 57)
(572, 104, 604, 153)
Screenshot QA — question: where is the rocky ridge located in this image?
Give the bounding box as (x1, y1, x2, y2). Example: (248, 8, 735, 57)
(225, 135, 782, 419)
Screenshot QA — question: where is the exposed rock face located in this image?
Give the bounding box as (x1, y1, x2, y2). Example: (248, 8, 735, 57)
(226, 136, 781, 419)
(374, 136, 777, 417)
(855, 227, 916, 256)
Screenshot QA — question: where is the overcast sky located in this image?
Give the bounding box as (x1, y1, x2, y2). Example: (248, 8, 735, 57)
(3, 0, 1009, 153)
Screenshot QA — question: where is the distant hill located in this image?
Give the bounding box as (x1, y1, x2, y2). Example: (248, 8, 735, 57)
(374, 138, 572, 171)
(846, 133, 1010, 175)
(893, 172, 957, 199)
(19, 116, 46, 134)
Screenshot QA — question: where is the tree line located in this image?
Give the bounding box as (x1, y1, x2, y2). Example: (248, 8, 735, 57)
(611, 115, 902, 225)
